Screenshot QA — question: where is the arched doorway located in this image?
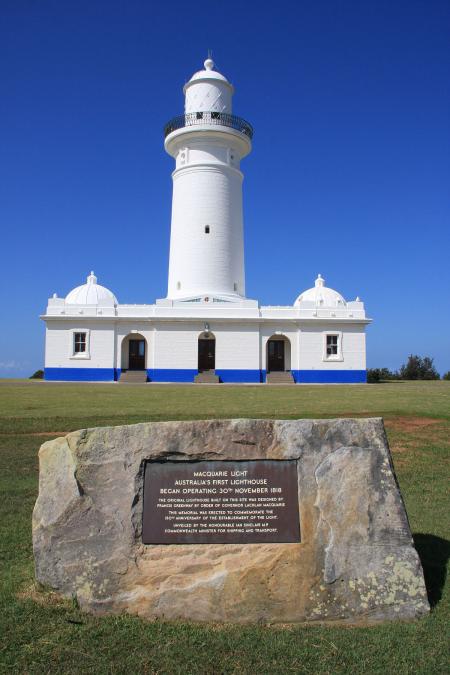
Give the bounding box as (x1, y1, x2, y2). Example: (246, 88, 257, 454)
(266, 335, 291, 372)
(198, 331, 216, 372)
(121, 333, 147, 371)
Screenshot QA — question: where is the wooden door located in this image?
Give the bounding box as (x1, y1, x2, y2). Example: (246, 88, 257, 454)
(129, 339, 145, 370)
(198, 339, 215, 372)
(267, 340, 285, 372)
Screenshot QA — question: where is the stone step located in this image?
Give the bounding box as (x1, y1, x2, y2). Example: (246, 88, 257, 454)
(266, 371, 295, 384)
(194, 371, 220, 384)
(119, 370, 148, 383)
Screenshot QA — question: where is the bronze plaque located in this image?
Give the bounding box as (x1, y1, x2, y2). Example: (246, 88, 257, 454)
(142, 460, 300, 544)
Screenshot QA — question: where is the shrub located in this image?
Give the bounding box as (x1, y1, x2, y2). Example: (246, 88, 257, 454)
(399, 355, 440, 380)
(442, 371, 450, 381)
(367, 368, 399, 383)
(29, 369, 44, 379)
(367, 369, 380, 383)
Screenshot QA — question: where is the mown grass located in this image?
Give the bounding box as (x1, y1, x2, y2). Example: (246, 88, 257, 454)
(0, 380, 449, 673)
(1, 379, 450, 433)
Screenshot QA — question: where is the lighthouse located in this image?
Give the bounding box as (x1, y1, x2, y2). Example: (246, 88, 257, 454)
(42, 56, 370, 385)
(164, 58, 253, 300)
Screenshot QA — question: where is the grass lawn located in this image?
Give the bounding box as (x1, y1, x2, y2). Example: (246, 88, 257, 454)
(0, 380, 449, 673)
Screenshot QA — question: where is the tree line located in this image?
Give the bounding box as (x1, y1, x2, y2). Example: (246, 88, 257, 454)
(367, 355, 449, 383)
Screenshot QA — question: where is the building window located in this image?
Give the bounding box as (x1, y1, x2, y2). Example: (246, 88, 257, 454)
(326, 335, 338, 356)
(70, 329, 90, 359)
(74, 332, 86, 353)
(323, 332, 343, 361)
(205, 225, 210, 234)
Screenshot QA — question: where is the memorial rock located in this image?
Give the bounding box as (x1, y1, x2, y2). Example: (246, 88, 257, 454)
(32, 418, 429, 624)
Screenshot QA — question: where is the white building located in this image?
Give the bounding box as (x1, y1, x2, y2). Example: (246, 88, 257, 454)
(42, 58, 370, 384)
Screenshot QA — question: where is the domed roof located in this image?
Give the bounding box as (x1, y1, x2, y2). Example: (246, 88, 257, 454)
(184, 58, 233, 88)
(65, 272, 118, 305)
(294, 275, 346, 307)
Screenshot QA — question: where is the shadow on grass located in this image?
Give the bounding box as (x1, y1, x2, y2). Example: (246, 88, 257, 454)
(413, 533, 450, 607)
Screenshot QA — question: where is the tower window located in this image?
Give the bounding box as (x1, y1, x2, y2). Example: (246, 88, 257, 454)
(205, 225, 210, 234)
(196, 112, 203, 120)
(177, 281, 181, 290)
(74, 332, 86, 353)
(233, 282, 238, 292)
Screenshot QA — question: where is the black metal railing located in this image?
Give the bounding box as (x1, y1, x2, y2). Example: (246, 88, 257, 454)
(164, 112, 253, 140)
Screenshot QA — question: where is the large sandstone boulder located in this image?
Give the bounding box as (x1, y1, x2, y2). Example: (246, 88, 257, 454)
(32, 418, 429, 624)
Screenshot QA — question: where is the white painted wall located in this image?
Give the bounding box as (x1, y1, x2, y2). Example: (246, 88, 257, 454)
(153, 323, 199, 369)
(152, 323, 259, 371)
(44, 319, 367, 374)
(299, 324, 366, 370)
(214, 325, 259, 370)
(45, 321, 116, 368)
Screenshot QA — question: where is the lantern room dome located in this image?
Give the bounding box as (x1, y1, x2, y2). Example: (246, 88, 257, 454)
(185, 58, 231, 86)
(294, 274, 346, 307)
(65, 272, 118, 306)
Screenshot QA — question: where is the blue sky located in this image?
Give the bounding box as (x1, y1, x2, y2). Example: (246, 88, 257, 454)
(1, 0, 449, 377)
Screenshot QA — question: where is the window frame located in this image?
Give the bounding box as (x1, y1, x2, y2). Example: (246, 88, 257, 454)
(322, 331, 343, 362)
(69, 329, 91, 359)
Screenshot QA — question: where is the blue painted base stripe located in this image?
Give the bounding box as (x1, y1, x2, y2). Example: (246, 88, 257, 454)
(215, 369, 262, 383)
(45, 368, 116, 382)
(44, 367, 367, 384)
(292, 370, 367, 383)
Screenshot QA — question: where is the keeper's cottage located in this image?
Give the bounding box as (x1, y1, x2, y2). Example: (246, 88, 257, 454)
(42, 58, 371, 383)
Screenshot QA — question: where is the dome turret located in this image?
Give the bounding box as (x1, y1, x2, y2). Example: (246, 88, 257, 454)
(184, 57, 234, 114)
(294, 274, 346, 307)
(65, 271, 118, 306)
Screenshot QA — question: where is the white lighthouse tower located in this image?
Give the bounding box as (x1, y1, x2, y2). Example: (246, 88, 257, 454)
(164, 57, 253, 300)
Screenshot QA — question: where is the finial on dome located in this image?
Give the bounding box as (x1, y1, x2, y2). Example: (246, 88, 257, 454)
(204, 57, 214, 71)
(87, 271, 97, 284)
(315, 273, 325, 287)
